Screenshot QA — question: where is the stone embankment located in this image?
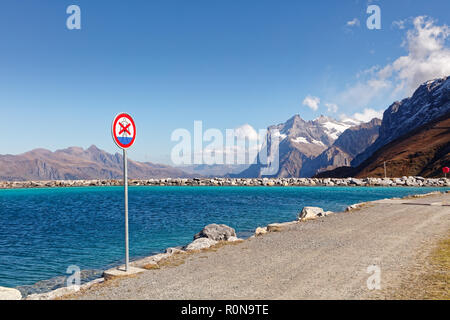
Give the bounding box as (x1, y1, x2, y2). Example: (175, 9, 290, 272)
(1, 176, 449, 189)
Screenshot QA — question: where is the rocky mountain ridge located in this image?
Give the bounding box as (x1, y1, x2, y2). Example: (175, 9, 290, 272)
(236, 115, 379, 178)
(352, 76, 450, 166)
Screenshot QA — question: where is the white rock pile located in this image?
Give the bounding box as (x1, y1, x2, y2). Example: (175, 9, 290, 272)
(1, 176, 449, 189)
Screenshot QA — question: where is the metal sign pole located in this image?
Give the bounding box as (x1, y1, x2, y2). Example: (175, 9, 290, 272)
(113, 113, 135, 274)
(123, 148, 129, 271)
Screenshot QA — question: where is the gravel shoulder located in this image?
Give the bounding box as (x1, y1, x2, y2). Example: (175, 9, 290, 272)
(70, 193, 450, 300)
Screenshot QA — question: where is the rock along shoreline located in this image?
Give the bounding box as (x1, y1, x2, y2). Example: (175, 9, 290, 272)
(1, 176, 450, 189)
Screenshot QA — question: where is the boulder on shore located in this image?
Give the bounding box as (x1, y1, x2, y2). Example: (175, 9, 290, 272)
(298, 207, 326, 221)
(266, 221, 298, 232)
(185, 238, 217, 251)
(194, 224, 236, 241)
(0, 287, 22, 300)
(254, 227, 268, 236)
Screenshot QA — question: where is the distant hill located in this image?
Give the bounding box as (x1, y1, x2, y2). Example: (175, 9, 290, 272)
(316, 113, 450, 178)
(0, 145, 191, 181)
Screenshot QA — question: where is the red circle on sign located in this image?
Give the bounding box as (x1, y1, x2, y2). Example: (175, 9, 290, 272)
(443, 167, 450, 174)
(112, 113, 136, 149)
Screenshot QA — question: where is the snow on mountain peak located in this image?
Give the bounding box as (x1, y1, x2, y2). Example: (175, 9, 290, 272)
(317, 117, 361, 141)
(268, 114, 363, 148)
(340, 117, 362, 126)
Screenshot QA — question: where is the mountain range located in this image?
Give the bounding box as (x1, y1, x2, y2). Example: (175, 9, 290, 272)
(0, 145, 190, 181)
(235, 115, 380, 178)
(2, 76, 449, 181)
(235, 75, 449, 178)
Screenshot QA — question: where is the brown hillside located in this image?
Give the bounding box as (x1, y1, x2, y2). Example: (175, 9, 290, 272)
(317, 113, 450, 178)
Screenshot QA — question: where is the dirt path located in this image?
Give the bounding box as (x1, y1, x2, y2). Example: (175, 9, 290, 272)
(71, 193, 450, 300)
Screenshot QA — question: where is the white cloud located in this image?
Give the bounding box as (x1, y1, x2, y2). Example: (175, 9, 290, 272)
(352, 108, 383, 122)
(380, 16, 450, 95)
(302, 95, 320, 111)
(325, 103, 338, 113)
(337, 16, 450, 111)
(347, 18, 360, 27)
(356, 65, 380, 80)
(234, 124, 258, 141)
(338, 79, 391, 109)
(392, 19, 406, 30)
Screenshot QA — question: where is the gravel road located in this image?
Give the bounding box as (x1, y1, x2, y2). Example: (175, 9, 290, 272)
(72, 193, 450, 300)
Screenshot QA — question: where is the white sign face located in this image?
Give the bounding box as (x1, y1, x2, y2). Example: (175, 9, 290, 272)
(112, 113, 136, 149)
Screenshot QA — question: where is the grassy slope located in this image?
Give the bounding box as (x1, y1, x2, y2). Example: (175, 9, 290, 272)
(388, 233, 450, 300)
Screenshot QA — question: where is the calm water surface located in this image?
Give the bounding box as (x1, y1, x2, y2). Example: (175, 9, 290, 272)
(0, 186, 447, 291)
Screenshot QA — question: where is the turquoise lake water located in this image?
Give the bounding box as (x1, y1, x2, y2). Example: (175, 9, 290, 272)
(0, 186, 448, 293)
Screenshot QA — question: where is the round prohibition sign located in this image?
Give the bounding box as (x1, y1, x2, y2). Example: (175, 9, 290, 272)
(112, 113, 136, 149)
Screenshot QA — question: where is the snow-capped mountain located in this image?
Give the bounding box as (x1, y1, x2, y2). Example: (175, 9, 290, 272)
(269, 115, 361, 152)
(315, 116, 362, 140)
(236, 115, 363, 177)
(352, 76, 450, 166)
(301, 118, 382, 177)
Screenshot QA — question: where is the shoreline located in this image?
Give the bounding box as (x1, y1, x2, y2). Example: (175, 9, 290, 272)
(1, 176, 449, 190)
(17, 189, 449, 300)
(66, 190, 449, 300)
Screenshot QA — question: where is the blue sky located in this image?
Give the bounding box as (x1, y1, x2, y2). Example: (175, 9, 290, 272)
(1, 0, 449, 164)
